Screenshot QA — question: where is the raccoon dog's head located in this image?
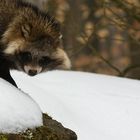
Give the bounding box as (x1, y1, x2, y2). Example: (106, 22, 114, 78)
(2, 10, 71, 76)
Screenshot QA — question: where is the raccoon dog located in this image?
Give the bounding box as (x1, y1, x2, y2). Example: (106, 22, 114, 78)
(0, 0, 71, 87)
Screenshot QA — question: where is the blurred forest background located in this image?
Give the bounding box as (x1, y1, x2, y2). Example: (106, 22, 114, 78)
(26, 0, 140, 79)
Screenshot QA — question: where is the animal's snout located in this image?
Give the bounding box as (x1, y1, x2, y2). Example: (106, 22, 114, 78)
(28, 69, 37, 76)
(24, 65, 42, 76)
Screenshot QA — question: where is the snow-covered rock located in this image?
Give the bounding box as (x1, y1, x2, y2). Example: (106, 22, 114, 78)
(11, 70, 140, 140)
(0, 78, 42, 133)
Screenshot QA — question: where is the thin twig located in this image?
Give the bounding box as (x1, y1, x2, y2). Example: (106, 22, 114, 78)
(120, 65, 140, 76)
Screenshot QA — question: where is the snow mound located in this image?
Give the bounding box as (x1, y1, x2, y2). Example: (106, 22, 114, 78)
(0, 78, 42, 133)
(11, 70, 140, 140)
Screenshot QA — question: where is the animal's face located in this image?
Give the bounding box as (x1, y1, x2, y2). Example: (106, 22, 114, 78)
(13, 42, 71, 76)
(2, 21, 71, 76)
(5, 36, 71, 76)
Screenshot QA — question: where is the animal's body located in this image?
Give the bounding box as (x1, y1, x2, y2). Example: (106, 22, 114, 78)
(0, 0, 71, 87)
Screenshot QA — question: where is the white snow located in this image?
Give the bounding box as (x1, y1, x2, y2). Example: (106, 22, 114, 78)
(0, 78, 43, 133)
(11, 70, 140, 140)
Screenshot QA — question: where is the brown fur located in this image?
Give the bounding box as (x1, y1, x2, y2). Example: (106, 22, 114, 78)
(0, 0, 71, 86)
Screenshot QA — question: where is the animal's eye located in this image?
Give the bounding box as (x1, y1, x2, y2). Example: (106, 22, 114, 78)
(19, 52, 32, 62)
(46, 35, 53, 46)
(47, 40, 51, 44)
(46, 40, 52, 46)
(39, 56, 53, 66)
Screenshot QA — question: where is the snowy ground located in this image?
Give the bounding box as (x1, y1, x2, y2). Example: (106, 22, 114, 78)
(10, 70, 140, 140)
(0, 78, 42, 133)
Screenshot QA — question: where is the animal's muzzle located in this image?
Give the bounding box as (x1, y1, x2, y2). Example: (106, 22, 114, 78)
(24, 65, 42, 76)
(28, 69, 37, 76)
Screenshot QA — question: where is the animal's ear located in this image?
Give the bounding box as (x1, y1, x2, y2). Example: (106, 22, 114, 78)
(21, 24, 31, 39)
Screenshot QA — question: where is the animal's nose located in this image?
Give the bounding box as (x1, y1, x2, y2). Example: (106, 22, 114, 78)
(28, 69, 37, 76)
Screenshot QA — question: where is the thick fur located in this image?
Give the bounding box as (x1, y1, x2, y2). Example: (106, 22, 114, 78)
(0, 0, 71, 87)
